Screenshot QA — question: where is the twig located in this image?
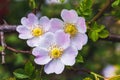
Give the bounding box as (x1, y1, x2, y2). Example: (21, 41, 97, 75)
(0, 25, 17, 32)
(69, 67, 91, 74)
(102, 33, 120, 42)
(32, 0, 44, 14)
(0, 24, 120, 42)
(5, 45, 31, 54)
(0, 32, 5, 64)
(89, 0, 115, 24)
(70, 68, 106, 79)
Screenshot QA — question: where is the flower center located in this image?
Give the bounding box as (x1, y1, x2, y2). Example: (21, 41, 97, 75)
(49, 46, 63, 59)
(32, 27, 43, 37)
(64, 23, 78, 37)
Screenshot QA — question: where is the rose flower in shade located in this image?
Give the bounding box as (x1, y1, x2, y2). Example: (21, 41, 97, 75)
(32, 30, 78, 74)
(49, 9, 88, 50)
(16, 13, 50, 47)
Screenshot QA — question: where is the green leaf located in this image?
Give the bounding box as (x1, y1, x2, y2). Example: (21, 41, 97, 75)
(89, 22, 108, 41)
(0, 46, 4, 51)
(13, 69, 29, 79)
(83, 77, 93, 80)
(84, 0, 92, 8)
(109, 75, 120, 80)
(59, 0, 65, 3)
(89, 31, 99, 42)
(77, 0, 92, 19)
(99, 30, 109, 38)
(92, 22, 105, 32)
(24, 61, 35, 76)
(97, 25, 105, 32)
(112, 0, 120, 7)
(76, 54, 84, 63)
(29, 0, 36, 9)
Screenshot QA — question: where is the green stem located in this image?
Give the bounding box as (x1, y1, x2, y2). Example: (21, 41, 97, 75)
(90, 72, 105, 79)
(40, 66, 43, 80)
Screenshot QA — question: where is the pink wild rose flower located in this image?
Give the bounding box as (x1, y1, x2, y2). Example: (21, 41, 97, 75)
(49, 9, 88, 50)
(16, 13, 50, 47)
(32, 30, 78, 74)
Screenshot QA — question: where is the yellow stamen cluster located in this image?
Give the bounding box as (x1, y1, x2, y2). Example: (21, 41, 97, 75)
(64, 23, 78, 37)
(32, 27, 43, 37)
(49, 45, 63, 59)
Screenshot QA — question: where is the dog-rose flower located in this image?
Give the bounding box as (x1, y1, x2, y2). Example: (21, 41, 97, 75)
(16, 13, 50, 47)
(49, 9, 88, 50)
(32, 30, 78, 74)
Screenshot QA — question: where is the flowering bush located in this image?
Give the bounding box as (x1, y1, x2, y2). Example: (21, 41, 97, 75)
(1, 0, 120, 80)
(17, 9, 87, 74)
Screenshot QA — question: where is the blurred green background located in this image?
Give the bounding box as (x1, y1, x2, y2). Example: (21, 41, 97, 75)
(0, 0, 120, 80)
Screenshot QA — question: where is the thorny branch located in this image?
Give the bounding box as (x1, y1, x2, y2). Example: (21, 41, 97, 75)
(5, 45, 31, 54)
(70, 67, 107, 80)
(0, 24, 17, 32)
(1, 24, 120, 41)
(102, 33, 120, 42)
(89, 0, 115, 24)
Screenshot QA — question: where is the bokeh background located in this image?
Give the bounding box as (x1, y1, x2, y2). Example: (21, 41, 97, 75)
(0, 0, 120, 80)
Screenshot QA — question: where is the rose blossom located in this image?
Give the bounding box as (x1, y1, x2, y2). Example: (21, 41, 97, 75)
(32, 30, 78, 74)
(49, 9, 88, 50)
(16, 13, 50, 47)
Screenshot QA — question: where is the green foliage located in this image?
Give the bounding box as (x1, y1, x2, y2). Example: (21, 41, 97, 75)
(59, 0, 65, 3)
(99, 30, 109, 38)
(29, 0, 36, 9)
(77, 0, 93, 19)
(111, 0, 120, 19)
(89, 30, 99, 42)
(83, 77, 93, 80)
(88, 22, 109, 42)
(13, 69, 29, 79)
(112, 0, 120, 7)
(76, 54, 84, 63)
(13, 61, 36, 80)
(0, 46, 4, 51)
(5, 77, 16, 80)
(24, 61, 35, 76)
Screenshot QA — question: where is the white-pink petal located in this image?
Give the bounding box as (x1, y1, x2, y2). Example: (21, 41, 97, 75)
(27, 37, 41, 47)
(32, 47, 48, 57)
(76, 17, 87, 33)
(28, 13, 38, 25)
(71, 33, 88, 50)
(44, 59, 65, 74)
(39, 16, 50, 31)
(74, 33, 88, 45)
(61, 9, 78, 23)
(34, 56, 51, 65)
(33, 47, 51, 65)
(49, 18, 63, 32)
(55, 30, 70, 49)
(60, 47, 77, 66)
(19, 33, 33, 39)
(21, 17, 31, 27)
(17, 26, 33, 39)
(38, 32, 55, 49)
(16, 25, 30, 34)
